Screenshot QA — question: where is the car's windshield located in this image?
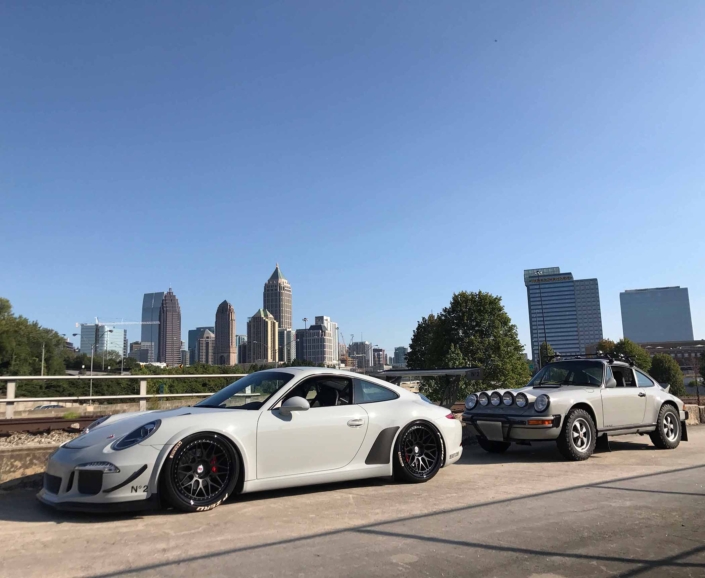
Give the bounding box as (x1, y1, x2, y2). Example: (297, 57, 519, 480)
(195, 371, 295, 410)
(529, 361, 604, 387)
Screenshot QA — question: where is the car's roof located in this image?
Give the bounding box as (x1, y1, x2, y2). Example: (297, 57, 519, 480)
(256, 366, 412, 395)
(547, 358, 632, 367)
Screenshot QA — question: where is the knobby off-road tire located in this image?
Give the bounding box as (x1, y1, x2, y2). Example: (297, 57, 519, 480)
(649, 404, 681, 450)
(393, 421, 444, 484)
(477, 438, 511, 454)
(556, 409, 596, 461)
(162, 433, 240, 513)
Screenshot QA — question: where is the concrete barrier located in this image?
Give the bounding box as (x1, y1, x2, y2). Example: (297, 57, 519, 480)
(0, 445, 57, 488)
(684, 405, 703, 425)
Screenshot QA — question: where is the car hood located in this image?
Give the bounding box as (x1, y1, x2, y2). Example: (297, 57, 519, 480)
(63, 406, 234, 449)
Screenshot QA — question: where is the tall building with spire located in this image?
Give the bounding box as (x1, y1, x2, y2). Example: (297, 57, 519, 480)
(158, 288, 182, 366)
(263, 264, 292, 330)
(214, 300, 237, 366)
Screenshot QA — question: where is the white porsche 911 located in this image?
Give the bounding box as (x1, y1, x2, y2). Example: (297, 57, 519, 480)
(38, 368, 463, 513)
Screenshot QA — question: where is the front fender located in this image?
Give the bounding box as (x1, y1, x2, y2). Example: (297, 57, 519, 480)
(147, 426, 253, 498)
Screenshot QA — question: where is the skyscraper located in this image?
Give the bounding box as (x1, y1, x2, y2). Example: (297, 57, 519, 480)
(349, 341, 373, 368)
(278, 328, 296, 363)
(620, 287, 694, 343)
(263, 264, 292, 330)
(373, 348, 387, 368)
(235, 335, 247, 364)
(188, 326, 215, 365)
(247, 309, 278, 363)
(525, 267, 603, 362)
(79, 325, 126, 356)
(158, 288, 182, 367)
(393, 346, 408, 368)
(198, 329, 215, 365)
(141, 292, 164, 363)
(214, 300, 237, 365)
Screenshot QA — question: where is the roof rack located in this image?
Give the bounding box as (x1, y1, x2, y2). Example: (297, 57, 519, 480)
(546, 352, 636, 366)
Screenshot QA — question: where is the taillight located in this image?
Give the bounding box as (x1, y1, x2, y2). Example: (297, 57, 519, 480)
(445, 413, 456, 420)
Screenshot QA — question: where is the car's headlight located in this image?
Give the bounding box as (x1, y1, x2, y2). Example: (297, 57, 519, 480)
(516, 393, 528, 408)
(502, 391, 514, 406)
(478, 392, 490, 407)
(112, 420, 161, 451)
(534, 394, 550, 413)
(82, 415, 110, 435)
(490, 392, 502, 406)
(466, 394, 478, 410)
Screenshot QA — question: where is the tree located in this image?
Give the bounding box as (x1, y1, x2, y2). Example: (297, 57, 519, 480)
(597, 338, 651, 372)
(649, 353, 685, 397)
(539, 342, 555, 367)
(0, 297, 66, 376)
(407, 291, 530, 405)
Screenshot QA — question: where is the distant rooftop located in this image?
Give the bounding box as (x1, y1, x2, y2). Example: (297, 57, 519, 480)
(622, 286, 683, 293)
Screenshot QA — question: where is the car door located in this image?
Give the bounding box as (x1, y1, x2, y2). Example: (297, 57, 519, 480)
(256, 376, 369, 479)
(601, 366, 647, 428)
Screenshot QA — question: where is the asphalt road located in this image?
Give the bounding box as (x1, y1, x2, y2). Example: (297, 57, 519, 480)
(1, 427, 704, 578)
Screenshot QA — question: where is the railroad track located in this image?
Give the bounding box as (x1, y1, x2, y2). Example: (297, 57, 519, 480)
(0, 415, 104, 435)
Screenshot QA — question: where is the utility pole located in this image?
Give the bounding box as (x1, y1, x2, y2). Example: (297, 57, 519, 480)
(40, 342, 45, 377)
(302, 318, 308, 363)
(536, 270, 548, 369)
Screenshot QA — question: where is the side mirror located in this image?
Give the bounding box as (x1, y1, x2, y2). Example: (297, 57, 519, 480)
(605, 378, 617, 389)
(279, 396, 310, 415)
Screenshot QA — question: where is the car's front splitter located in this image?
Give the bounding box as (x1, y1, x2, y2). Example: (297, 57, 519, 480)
(37, 491, 161, 513)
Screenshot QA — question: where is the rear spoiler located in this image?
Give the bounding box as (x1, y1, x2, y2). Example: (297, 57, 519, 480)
(659, 383, 671, 393)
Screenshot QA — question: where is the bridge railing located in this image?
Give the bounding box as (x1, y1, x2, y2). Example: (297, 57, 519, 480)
(0, 374, 246, 418)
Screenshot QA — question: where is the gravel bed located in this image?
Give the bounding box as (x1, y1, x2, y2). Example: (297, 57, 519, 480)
(0, 431, 80, 448)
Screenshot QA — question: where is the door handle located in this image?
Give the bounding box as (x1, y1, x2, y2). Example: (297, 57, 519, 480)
(347, 418, 364, 428)
(638, 392, 646, 397)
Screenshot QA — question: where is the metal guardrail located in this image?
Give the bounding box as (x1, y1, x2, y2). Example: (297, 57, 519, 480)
(0, 374, 246, 419)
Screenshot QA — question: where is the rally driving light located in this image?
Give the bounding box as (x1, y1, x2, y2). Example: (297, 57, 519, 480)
(478, 393, 490, 407)
(534, 394, 550, 413)
(112, 420, 161, 451)
(466, 394, 478, 410)
(515, 393, 528, 408)
(76, 462, 120, 473)
(502, 391, 514, 406)
(490, 392, 502, 406)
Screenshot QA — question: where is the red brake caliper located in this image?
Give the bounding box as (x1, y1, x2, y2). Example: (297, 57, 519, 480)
(210, 457, 217, 473)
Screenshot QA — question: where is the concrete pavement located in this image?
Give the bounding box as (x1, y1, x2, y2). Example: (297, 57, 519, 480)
(1, 427, 704, 577)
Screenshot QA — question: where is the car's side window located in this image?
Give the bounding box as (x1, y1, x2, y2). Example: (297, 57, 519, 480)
(605, 366, 614, 384)
(353, 379, 399, 404)
(635, 370, 655, 388)
(284, 377, 353, 408)
(612, 367, 636, 388)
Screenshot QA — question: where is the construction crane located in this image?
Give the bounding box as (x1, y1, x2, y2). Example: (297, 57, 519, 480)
(76, 318, 159, 328)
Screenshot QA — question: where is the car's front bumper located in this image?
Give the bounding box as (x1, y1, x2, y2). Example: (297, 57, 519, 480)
(463, 412, 562, 442)
(36, 444, 161, 512)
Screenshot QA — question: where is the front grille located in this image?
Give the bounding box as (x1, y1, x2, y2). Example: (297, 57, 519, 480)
(44, 473, 62, 494)
(77, 470, 103, 495)
(66, 471, 75, 493)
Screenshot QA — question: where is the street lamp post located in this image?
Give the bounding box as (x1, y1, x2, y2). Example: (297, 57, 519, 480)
(302, 318, 308, 363)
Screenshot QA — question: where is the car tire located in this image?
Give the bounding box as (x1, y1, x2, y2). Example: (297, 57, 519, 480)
(556, 409, 596, 461)
(477, 438, 511, 454)
(393, 421, 444, 484)
(649, 405, 681, 450)
(162, 433, 240, 513)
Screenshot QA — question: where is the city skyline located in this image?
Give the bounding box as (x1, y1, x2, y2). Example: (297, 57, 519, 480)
(4, 4, 705, 358)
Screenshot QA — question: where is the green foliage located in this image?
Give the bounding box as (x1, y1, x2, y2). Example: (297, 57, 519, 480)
(539, 342, 555, 367)
(597, 338, 652, 372)
(408, 291, 531, 406)
(649, 353, 685, 397)
(0, 297, 66, 376)
(62, 411, 81, 420)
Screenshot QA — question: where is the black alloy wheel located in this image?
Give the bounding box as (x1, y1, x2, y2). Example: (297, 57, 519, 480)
(163, 433, 240, 513)
(393, 422, 444, 483)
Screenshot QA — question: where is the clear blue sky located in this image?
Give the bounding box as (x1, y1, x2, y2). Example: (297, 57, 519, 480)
(2, 1, 704, 355)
